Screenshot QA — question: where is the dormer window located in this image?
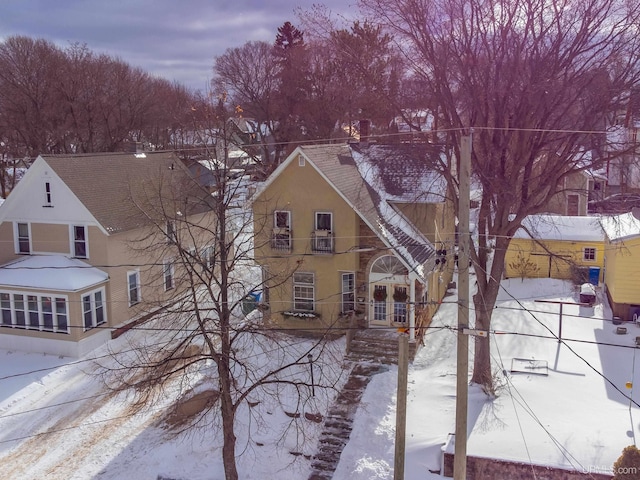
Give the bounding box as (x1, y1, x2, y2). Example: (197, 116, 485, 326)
(44, 182, 52, 207)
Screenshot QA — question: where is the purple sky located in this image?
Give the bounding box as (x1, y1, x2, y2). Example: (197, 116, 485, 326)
(0, 0, 357, 92)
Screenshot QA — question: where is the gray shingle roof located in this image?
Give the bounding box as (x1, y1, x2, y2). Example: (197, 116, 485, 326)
(42, 151, 212, 234)
(298, 143, 447, 281)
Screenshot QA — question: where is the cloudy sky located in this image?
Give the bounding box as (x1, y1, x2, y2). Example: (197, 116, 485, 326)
(0, 0, 358, 92)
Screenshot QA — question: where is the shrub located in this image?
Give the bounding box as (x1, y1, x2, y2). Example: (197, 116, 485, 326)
(613, 445, 640, 479)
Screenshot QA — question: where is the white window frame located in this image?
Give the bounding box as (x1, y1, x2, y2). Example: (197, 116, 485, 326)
(127, 270, 141, 306)
(71, 225, 89, 258)
(15, 222, 31, 254)
(341, 272, 355, 314)
(315, 211, 332, 231)
(274, 210, 291, 229)
(163, 259, 175, 291)
(273, 210, 292, 250)
(82, 287, 107, 331)
(313, 212, 333, 252)
(293, 272, 315, 312)
(0, 290, 68, 334)
(583, 247, 597, 262)
(44, 181, 52, 206)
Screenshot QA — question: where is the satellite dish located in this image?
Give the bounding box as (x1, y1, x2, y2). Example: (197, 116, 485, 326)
(632, 206, 640, 220)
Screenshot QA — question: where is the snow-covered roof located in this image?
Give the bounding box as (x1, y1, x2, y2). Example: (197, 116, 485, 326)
(600, 212, 640, 241)
(292, 143, 447, 282)
(0, 255, 108, 292)
(514, 214, 605, 242)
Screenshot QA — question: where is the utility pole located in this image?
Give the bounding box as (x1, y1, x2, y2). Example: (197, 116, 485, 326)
(394, 333, 409, 480)
(454, 135, 471, 480)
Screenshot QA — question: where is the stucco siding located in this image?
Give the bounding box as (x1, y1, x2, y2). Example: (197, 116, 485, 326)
(254, 156, 361, 326)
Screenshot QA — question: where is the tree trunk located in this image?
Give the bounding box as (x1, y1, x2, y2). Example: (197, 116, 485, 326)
(470, 236, 509, 392)
(220, 373, 238, 480)
(470, 302, 493, 389)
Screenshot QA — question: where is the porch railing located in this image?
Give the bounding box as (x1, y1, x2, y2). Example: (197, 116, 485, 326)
(311, 230, 334, 253)
(271, 228, 292, 252)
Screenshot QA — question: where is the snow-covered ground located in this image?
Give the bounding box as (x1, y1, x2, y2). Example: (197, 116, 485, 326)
(335, 277, 639, 479)
(0, 277, 637, 479)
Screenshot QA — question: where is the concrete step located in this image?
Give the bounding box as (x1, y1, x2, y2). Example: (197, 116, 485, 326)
(346, 329, 417, 365)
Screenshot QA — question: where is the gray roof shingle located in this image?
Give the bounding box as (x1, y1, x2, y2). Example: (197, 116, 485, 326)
(298, 143, 447, 280)
(42, 151, 212, 234)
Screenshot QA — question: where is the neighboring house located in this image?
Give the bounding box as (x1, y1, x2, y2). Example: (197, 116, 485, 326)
(0, 151, 215, 357)
(600, 212, 640, 320)
(545, 170, 592, 216)
(251, 142, 455, 342)
(504, 215, 605, 282)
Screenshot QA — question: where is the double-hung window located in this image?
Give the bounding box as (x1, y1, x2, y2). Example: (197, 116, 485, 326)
(1, 293, 11, 326)
(73, 225, 88, 258)
(83, 289, 106, 330)
(166, 221, 177, 244)
(1, 292, 68, 333)
(273, 210, 292, 251)
(341, 273, 355, 314)
(163, 260, 175, 291)
(44, 182, 52, 206)
(313, 212, 333, 252)
(16, 223, 30, 254)
(128, 270, 141, 306)
(293, 272, 315, 312)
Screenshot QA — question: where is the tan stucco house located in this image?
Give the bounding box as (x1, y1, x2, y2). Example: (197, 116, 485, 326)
(0, 151, 215, 357)
(251, 143, 455, 342)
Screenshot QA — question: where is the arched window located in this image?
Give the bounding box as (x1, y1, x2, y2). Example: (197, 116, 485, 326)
(371, 255, 406, 275)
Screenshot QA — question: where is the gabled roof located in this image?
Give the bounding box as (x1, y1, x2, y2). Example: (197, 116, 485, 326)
(255, 143, 448, 281)
(40, 151, 212, 234)
(514, 214, 605, 242)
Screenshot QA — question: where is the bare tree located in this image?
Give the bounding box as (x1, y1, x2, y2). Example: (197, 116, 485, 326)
(213, 41, 283, 173)
(99, 99, 344, 480)
(0, 36, 197, 161)
(360, 0, 640, 390)
(0, 36, 64, 158)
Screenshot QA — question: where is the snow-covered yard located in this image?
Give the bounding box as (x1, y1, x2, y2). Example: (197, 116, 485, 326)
(0, 277, 637, 479)
(335, 278, 639, 479)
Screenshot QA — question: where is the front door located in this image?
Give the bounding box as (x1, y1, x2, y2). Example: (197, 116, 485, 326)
(370, 284, 408, 326)
(372, 285, 388, 324)
(369, 255, 410, 327)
